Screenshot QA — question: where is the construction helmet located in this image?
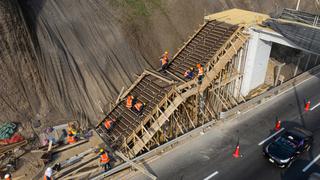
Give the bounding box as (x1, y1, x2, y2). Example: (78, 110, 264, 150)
(4, 174, 10, 178)
(99, 148, 104, 153)
(165, 51, 168, 54)
(190, 67, 194, 71)
(196, 64, 201, 68)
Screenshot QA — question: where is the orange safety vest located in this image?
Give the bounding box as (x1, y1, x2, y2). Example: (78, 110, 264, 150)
(198, 66, 204, 76)
(43, 176, 52, 180)
(100, 153, 110, 163)
(5, 177, 11, 180)
(67, 135, 76, 144)
(104, 119, 113, 129)
(161, 57, 168, 65)
(134, 102, 143, 111)
(126, 96, 133, 108)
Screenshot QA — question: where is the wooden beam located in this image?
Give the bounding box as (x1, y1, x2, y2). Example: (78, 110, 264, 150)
(115, 151, 157, 180)
(116, 86, 125, 104)
(182, 104, 195, 128)
(165, 70, 186, 83)
(145, 69, 175, 84)
(52, 139, 88, 154)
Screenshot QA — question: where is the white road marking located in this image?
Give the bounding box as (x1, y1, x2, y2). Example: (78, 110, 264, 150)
(258, 128, 285, 146)
(302, 154, 320, 172)
(310, 102, 320, 111)
(203, 171, 219, 180)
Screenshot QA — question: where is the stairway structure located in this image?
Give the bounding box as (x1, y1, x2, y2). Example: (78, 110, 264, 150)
(96, 16, 249, 158)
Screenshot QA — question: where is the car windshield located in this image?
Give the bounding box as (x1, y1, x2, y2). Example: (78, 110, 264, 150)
(275, 133, 301, 153)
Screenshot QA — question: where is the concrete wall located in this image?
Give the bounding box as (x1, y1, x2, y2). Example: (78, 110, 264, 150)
(241, 29, 272, 96)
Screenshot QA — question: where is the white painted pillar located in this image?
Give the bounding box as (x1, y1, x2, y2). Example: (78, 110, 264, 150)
(240, 29, 272, 96)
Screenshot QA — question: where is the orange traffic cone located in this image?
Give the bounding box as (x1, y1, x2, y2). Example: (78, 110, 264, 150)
(305, 100, 311, 112)
(233, 144, 240, 158)
(275, 120, 281, 131)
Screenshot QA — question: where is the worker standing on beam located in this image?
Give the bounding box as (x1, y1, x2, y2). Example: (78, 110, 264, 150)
(184, 67, 194, 79)
(67, 131, 77, 144)
(160, 51, 169, 71)
(44, 167, 53, 180)
(197, 64, 204, 84)
(99, 148, 112, 172)
(104, 118, 115, 131)
(126, 95, 137, 109)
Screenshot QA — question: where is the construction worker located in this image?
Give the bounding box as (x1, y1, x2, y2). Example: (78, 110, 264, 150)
(132, 101, 146, 114)
(197, 64, 204, 84)
(67, 131, 77, 144)
(160, 51, 169, 71)
(104, 118, 115, 131)
(126, 95, 137, 109)
(4, 173, 11, 180)
(44, 167, 53, 180)
(184, 67, 194, 79)
(99, 148, 111, 172)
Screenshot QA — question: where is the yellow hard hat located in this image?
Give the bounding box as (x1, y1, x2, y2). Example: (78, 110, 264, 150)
(99, 148, 104, 153)
(165, 51, 168, 54)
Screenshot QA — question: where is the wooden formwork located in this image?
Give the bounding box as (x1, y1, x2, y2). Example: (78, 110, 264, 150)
(96, 19, 249, 159)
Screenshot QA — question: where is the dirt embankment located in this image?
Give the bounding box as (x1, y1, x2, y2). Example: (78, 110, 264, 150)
(0, 0, 318, 128)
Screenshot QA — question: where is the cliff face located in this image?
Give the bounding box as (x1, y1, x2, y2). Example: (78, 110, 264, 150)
(0, 0, 318, 126)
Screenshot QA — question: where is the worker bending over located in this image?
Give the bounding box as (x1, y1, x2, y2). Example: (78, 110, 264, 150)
(126, 95, 137, 109)
(160, 51, 169, 71)
(132, 101, 146, 115)
(104, 118, 115, 131)
(196, 64, 204, 84)
(67, 131, 77, 144)
(184, 67, 194, 79)
(99, 149, 112, 172)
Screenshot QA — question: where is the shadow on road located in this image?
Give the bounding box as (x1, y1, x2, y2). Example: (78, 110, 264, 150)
(281, 159, 320, 180)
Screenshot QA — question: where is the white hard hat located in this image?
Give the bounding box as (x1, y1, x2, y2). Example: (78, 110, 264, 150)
(4, 174, 10, 178)
(45, 167, 53, 177)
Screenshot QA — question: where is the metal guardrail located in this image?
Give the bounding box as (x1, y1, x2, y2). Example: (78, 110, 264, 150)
(91, 64, 320, 180)
(221, 64, 320, 119)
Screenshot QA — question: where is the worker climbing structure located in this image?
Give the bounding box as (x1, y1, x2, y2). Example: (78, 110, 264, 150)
(96, 11, 251, 158)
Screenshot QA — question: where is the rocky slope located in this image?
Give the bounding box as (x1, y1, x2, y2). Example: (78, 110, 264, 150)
(0, 0, 318, 128)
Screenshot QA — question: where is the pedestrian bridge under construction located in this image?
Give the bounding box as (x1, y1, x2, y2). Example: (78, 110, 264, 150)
(96, 8, 320, 159)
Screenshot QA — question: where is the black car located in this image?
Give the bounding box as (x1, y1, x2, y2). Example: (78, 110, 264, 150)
(263, 127, 313, 168)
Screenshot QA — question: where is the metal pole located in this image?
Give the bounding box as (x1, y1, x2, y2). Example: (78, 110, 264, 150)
(294, 58, 301, 77)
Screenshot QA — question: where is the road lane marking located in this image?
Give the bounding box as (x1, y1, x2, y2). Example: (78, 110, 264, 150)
(302, 154, 320, 172)
(203, 171, 219, 180)
(258, 128, 285, 146)
(311, 102, 320, 111)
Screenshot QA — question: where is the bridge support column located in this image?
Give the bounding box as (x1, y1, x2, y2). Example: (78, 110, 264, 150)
(240, 29, 272, 96)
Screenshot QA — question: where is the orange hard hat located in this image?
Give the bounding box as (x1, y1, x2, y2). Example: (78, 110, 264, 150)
(196, 64, 201, 68)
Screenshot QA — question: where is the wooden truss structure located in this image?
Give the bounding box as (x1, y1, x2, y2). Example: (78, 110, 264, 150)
(96, 19, 249, 159)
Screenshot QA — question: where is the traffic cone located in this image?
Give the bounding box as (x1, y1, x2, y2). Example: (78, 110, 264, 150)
(233, 144, 240, 158)
(305, 100, 311, 112)
(274, 119, 281, 131)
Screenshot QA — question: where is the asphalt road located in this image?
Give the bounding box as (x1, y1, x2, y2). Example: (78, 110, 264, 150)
(125, 72, 320, 180)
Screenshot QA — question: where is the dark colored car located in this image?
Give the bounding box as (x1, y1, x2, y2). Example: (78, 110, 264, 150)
(263, 127, 313, 168)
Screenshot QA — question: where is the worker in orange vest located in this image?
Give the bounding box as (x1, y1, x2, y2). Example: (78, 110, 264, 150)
(104, 118, 115, 131)
(197, 64, 204, 84)
(160, 51, 169, 71)
(44, 167, 52, 180)
(184, 67, 194, 79)
(67, 131, 77, 144)
(126, 95, 137, 109)
(99, 149, 111, 172)
(4, 173, 11, 180)
(133, 101, 146, 114)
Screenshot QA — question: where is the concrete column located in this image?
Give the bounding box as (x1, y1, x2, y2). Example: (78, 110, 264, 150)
(240, 29, 272, 96)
